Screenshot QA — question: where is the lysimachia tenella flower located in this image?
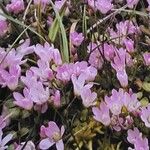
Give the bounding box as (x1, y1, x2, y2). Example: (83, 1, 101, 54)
(126, 0, 139, 8)
(140, 104, 150, 128)
(88, 42, 104, 69)
(56, 61, 97, 83)
(95, 0, 113, 14)
(13, 87, 33, 110)
(92, 101, 111, 126)
(30, 59, 54, 82)
(123, 38, 135, 53)
(34, 42, 62, 66)
(143, 52, 150, 66)
(0, 130, 13, 150)
(0, 9, 8, 37)
(92, 89, 141, 131)
(0, 40, 34, 90)
(111, 48, 128, 87)
(127, 127, 149, 150)
(39, 121, 65, 150)
(147, 0, 150, 10)
(70, 32, 84, 47)
(6, 0, 25, 14)
(80, 85, 97, 107)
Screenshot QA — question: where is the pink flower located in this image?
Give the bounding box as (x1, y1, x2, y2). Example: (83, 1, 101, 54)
(54, 0, 64, 11)
(127, 127, 142, 144)
(87, 0, 96, 10)
(56, 63, 74, 83)
(127, 127, 149, 150)
(110, 115, 123, 131)
(103, 43, 115, 61)
(108, 20, 139, 44)
(108, 28, 119, 44)
(140, 105, 150, 128)
(0, 20, 8, 37)
(134, 137, 149, 150)
(34, 103, 48, 114)
(47, 16, 53, 27)
(126, 52, 133, 67)
(83, 66, 97, 82)
(92, 102, 111, 126)
(96, 0, 113, 14)
(21, 70, 38, 88)
(147, 0, 150, 11)
(28, 81, 50, 105)
(30, 59, 54, 81)
(70, 32, 84, 47)
(13, 88, 33, 110)
(0, 65, 21, 90)
(51, 90, 61, 107)
(126, 0, 139, 8)
(0, 130, 13, 149)
(16, 39, 34, 57)
(105, 89, 124, 115)
(73, 61, 88, 76)
(111, 48, 128, 87)
(0, 116, 6, 130)
(143, 52, 150, 66)
(34, 43, 62, 65)
(116, 70, 128, 87)
(81, 85, 97, 107)
(0, 39, 34, 90)
(54, 0, 70, 15)
(122, 92, 141, 113)
(88, 43, 103, 69)
(0, 9, 8, 37)
(34, 0, 49, 5)
(56, 61, 97, 83)
(71, 74, 86, 96)
(123, 38, 135, 53)
(0, 49, 19, 69)
(116, 20, 138, 36)
(6, 0, 25, 14)
(92, 89, 140, 130)
(39, 121, 65, 150)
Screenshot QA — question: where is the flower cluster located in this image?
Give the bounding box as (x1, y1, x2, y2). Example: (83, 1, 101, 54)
(92, 89, 141, 131)
(13, 42, 62, 112)
(127, 127, 149, 150)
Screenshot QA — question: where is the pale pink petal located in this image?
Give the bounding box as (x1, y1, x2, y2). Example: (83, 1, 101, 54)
(61, 126, 65, 136)
(56, 139, 64, 150)
(1, 133, 13, 146)
(39, 138, 55, 150)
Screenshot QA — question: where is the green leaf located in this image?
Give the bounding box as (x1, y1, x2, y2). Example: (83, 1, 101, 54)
(49, 0, 69, 63)
(48, 4, 66, 42)
(142, 82, 150, 92)
(140, 97, 149, 107)
(9, 108, 21, 119)
(20, 128, 29, 137)
(22, 110, 31, 119)
(136, 92, 143, 99)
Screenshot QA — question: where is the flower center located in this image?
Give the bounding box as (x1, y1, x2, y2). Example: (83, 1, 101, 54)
(52, 132, 61, 142)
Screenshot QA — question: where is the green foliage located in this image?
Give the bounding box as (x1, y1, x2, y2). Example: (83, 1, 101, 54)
(49, 0, 69, 63)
